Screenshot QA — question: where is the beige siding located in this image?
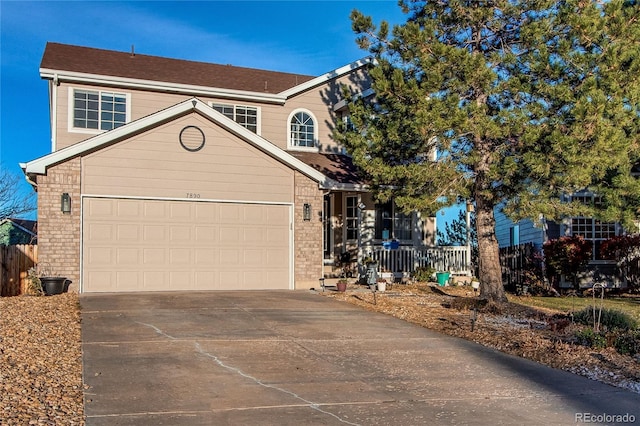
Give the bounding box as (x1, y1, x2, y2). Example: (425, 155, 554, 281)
(53, 70, 370, 153)
(82, 113, 295, 203)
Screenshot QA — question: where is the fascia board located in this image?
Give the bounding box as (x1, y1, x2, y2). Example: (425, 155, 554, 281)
(24, 100, 194, 175)
(333, 87, 375, 112)
(278, 58, 373, 99)
(40, 68, 287, 105)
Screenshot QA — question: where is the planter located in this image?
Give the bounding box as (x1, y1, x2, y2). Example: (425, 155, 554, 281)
(382, 240, 400, 250)
(377, 281, 386, 292)
(436, 272, 451, 287)
(336, 281, 347, 292)
(41, 277, 67, 296)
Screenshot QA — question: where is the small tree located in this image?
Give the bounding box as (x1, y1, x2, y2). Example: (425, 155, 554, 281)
(543, 236, 593, 290)
(0, 167, 35, 221)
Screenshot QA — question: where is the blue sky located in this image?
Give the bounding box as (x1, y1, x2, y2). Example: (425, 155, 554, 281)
(0, 0, 460, 230)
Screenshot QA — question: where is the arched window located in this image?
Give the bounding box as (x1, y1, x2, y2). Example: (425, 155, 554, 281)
(289, 110, 317, 149)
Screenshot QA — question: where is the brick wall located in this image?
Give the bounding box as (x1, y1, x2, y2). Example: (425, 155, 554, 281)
(293, 171, 323, 289)
(36, 158, 81, 290)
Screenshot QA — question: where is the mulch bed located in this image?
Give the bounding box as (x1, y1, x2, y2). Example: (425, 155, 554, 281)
(0, 293, 84, 425)
(321, 282, 640, 394)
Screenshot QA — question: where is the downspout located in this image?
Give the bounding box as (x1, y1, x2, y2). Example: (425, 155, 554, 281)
(50, 74, 59, 152)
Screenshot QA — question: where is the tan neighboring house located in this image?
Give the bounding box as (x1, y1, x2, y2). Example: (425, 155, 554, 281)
(21, 42, 438, 293)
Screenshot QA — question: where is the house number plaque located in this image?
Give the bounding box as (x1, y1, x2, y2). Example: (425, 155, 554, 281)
(179, 125, 205, 152)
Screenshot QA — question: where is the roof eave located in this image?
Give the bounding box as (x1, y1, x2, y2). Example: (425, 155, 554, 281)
(278, 57, 373, 99)
(40, 68, 288, 105)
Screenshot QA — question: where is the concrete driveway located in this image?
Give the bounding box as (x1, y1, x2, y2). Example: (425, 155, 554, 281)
(81, 290, 640, 425)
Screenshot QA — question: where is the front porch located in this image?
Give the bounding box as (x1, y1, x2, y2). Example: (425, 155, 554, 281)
(322, 190, 472, 281)
(324, 245, 472, 281)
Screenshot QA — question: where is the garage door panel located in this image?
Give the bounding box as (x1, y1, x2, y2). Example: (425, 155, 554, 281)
(117, 200, 140, 217)
(143, 248, 165, 264)
(83, 198, 291, 292)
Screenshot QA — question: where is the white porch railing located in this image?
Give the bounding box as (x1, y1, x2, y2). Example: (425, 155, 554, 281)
(363, 246, 472, 276)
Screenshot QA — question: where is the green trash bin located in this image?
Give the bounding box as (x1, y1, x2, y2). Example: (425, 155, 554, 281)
(436, 272, 450, 287)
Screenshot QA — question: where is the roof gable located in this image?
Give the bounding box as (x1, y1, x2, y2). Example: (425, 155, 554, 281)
(22, 98, 361, 190)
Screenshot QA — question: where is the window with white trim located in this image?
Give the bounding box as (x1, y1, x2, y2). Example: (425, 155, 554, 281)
(569, 194, 619, 260)
(72, 89, 128, 131)
(212, 103, 258, 133)
(289, 109, 317, 149)
(345, 196, 359, 241)
(375, 201, 413, 241)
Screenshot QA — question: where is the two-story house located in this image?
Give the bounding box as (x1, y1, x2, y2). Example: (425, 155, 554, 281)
(21, 42, 439, 293)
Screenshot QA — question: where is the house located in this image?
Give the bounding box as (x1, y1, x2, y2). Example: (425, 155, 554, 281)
(494, 192, 626, 288)
(21, 42, 443, 293)
(0, 218, 37, 246)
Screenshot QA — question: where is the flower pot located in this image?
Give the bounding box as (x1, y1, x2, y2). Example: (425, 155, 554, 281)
(336, 281, 347, 292)
(436, 272, 451, 287)
(377, 281, 386, 292)
(41, 277, 67, 295)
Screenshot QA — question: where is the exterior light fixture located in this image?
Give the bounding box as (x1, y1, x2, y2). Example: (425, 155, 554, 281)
(303, 203, 311, 221)
(61, 193, 71, 214)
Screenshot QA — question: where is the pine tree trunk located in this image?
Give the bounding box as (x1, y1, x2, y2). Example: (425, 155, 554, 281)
(475, 193, 508, 303)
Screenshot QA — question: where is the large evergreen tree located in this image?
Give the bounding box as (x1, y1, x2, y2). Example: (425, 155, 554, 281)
(335, 0, 640, 302)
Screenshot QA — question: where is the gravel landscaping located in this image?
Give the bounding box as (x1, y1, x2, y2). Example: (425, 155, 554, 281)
(0, 293, 83, 425)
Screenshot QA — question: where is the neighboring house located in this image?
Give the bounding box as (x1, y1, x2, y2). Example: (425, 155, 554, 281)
(495, 192, 628, 287)
(21, 42, 440, 293)
(0, 218, 37, 245)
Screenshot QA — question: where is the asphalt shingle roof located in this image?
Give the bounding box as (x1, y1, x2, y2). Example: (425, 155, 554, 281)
(40, 42, 316, 94)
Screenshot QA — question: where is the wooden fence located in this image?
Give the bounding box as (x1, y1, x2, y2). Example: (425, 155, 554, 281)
(1, 244, 38, 297)
(499, 243, 541, 292)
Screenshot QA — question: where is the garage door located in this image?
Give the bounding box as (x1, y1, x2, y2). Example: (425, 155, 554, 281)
(82, 197, 291, 292)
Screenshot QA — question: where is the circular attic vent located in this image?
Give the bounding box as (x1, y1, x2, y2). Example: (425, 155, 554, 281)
(179, 125, 205, 152)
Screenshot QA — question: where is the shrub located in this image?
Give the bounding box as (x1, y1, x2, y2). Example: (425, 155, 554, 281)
(573, 306, 637, 331)
(543, 235, 592, 289)
(412, 266, 435, 282)
(612, 330, 640, 356)
(574, 328, 607, 349)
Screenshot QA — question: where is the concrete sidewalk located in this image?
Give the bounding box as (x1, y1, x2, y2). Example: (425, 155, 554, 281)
(81, 291, 640, 425)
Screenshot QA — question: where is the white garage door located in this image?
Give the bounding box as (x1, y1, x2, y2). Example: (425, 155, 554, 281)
(82, 197, 291, 292)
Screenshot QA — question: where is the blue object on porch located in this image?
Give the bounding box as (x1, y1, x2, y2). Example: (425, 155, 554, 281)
(382, 240, 399, 250)
(436, 272, 451, 287)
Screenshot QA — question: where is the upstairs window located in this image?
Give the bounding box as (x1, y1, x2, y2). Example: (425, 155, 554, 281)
(212, 103, 259, 133)
(289, 109, 317, 149)
(72, 89, 128, 131)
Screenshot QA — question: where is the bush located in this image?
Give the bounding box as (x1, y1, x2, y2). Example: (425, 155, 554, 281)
(412, 266, 435, 282)
(612, 330, 640, 356)
(575, 328, 607, 349)
(573, 306, 637, 331)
